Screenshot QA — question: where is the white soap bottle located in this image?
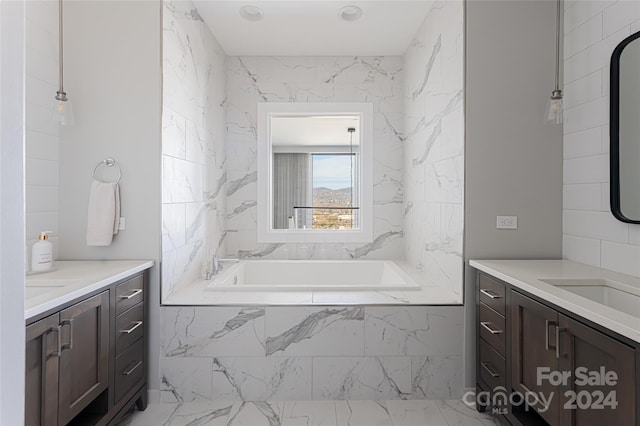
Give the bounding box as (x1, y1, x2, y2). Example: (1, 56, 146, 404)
(31, 231, 53, 272)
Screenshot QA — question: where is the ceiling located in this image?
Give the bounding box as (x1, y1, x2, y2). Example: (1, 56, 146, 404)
(271, 116, 360, 147)
(192, 1, 434, 56)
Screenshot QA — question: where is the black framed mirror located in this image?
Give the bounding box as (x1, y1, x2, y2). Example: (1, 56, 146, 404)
(610, 30, 640, 224)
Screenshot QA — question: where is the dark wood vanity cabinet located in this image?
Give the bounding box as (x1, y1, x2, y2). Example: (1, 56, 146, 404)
(25, 272, 148, 426)
(477, 272, 639, 426)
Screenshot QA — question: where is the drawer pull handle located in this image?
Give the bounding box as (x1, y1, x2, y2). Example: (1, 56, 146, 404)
(122, 360, 142, 376)
(60, 319, 73, 350)
(119, 289, 142, 300)
(120, 321, 143, 334)
(480, 289, 502, 299)
(480, 321, 503, 334)
(481, 362, 500, 378)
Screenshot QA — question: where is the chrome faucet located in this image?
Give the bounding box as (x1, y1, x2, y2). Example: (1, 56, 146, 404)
(205, 255, 239, 279)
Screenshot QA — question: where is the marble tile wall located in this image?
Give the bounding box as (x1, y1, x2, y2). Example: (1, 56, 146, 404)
(159, 305, 464, 402)
(402, 1, 465, 296)
(224, 56, 405, 260)
(162, 0, 227, 298)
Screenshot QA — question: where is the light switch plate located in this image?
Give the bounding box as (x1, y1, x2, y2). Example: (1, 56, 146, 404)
(497, 215, 517, 229)
(118, 217, 126, 231)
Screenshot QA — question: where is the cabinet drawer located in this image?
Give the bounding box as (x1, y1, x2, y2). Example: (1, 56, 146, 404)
(479, 340, 506, 393)
(479, 302, 506, 355)
(116, 302, 144, 355)
(115, 275, 144, 316)
(479, 274, 505, 315)
(115, 339, 144, 403)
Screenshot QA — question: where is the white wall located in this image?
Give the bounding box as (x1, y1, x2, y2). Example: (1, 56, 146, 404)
(162, 0, 227, 299)
(562, 0, 640, 277)
(403, 1, 464, 297)
(464, 0, 564, 387)
(25, 1, 60, 264)
(0, 0, 26, 422)
(225, 56, 404, 260)
(57, 0, 162, 394)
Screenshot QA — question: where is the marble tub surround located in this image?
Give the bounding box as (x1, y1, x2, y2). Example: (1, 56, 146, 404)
(225, 55, 405, 262)
(121, 399, 500, 426)
(25, 260, 153, 320)
(470, 259, 640, 343)
(403, 0, 465, 298)
(162, 0, 227, 299)
(159, 305, 464, 402)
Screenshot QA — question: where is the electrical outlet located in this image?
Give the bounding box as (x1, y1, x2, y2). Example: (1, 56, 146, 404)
(118, 217, 126, 231)
(497, 215, 517, 230)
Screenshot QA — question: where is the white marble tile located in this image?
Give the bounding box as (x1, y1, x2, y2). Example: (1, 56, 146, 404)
(385, 399, 449, 426)
(334, 400, 393, 426)
(163, 155, 203, 203)
(225, 401, 284, 426)
(212, 357, 312, 401)
(160, 357, 213, 403)
(279, 401, 337, 426)
(169, 401, 235, 426)
(312, 357, 411, 400)
(163, 306, 265, 357)
(265, 307, 364, 356)
(364, 307, 463, 357)
(163, 108, 186, 159)
(162, 204, 186, 252)
(411, 356, 463, 399)
(436, 400, 501, 426)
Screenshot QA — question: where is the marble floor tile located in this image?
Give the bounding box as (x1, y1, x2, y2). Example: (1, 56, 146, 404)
(435, 400, 501, 426)
(386, 399, 449, 425)
(123, 399, 501, 426)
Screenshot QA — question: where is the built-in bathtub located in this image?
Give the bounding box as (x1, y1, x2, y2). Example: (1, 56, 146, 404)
(207, 260, 421, 291)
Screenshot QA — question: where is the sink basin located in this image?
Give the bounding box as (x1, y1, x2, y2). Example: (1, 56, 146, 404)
(26, 279, 78, 287)
(540, 278, 640, 319)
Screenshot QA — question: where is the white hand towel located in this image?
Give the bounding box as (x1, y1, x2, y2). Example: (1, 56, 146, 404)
(86, 180, 120, 246)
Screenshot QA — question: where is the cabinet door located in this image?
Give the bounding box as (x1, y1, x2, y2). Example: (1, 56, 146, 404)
(57, 291, 109, 425)
(25, 314, 60, 426)
(558, 314, 636, 426)
(511, 290, 560, 425)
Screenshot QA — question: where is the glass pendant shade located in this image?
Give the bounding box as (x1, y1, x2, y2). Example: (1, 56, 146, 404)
(53, 96, 74, 126)
(545, 95, 563, 125)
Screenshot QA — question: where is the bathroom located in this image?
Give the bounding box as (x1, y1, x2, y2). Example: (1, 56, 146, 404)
(1, 0, 639, 425)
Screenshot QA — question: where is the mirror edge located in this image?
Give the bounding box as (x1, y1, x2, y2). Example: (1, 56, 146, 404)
(609, 30, 640, 224)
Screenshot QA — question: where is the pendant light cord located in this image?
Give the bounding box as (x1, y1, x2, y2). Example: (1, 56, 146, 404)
(57, 0, 65, 98)
(554, 0, 561, 94)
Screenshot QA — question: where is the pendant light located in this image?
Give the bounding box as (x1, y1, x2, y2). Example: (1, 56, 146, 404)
(545, 0, 563, 124)
(53, 0, 73, 126)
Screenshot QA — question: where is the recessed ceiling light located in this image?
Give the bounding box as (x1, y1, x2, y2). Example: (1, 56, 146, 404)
(239, 5, 264, 22)
(339, 5, 363, 22)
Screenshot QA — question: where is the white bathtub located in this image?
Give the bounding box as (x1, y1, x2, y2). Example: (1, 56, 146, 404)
(206, 260, 421, 291)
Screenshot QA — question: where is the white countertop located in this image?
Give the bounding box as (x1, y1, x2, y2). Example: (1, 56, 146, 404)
(470, 259, 640, 343)
(26, 260, 154, 321)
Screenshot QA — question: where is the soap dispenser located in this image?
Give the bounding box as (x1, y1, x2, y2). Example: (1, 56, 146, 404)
(31, 231, 53, 272)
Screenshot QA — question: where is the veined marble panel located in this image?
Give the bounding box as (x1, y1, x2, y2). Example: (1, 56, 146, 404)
(212, 357, 312, 401)
(411, 355, 463, 399)
(163, 307, 265, 357)
(312, 357, 412, 400)
(364, 306, 463, 357)
(265, 307, 364, 356)
(334, 400, 394, 426)
(403, 0, 464, 294)
(160, 357, 213, 403)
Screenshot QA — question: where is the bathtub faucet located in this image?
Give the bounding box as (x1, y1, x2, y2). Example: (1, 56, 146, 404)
(205, 255, 239, 279)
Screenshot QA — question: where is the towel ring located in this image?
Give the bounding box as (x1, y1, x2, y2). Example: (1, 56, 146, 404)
(93, 157, 121, 184)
